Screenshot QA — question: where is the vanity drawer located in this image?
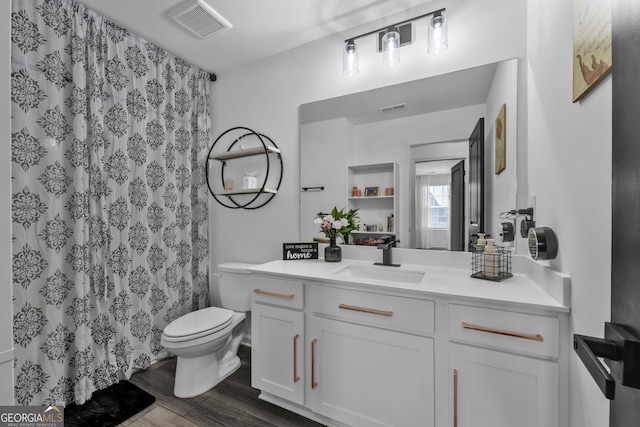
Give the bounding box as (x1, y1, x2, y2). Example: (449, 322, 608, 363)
(307, 285, 434, 335)
(448, 304, 559, 358)
(251, 275, 304, 309)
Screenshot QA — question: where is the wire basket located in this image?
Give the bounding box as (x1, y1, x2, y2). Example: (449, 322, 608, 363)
(471, 245, 513, 281)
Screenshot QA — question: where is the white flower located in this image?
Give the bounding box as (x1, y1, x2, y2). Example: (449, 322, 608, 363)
(315, 207, 360, 239)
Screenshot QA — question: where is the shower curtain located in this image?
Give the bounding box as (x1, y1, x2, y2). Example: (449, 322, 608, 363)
(10, 0, 210, 405)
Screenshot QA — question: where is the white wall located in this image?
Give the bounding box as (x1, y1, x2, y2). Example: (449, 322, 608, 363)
(209, 0, 527, 267)
(527, 1, 611, 426)
(486, 59, 519, 246)
(1, 0, 15, 405)
(299, 118, 354, 241)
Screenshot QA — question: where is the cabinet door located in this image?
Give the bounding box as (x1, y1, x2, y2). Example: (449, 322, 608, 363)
(449, 343, 559, 427)
(251, 303, 304, 404)
(308, 316, 434, 427)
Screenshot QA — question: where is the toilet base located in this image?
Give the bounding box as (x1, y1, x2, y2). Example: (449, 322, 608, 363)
(173, 353, 242, 398)
(219, 354, 241, 379)
(170, 313, 246, 398)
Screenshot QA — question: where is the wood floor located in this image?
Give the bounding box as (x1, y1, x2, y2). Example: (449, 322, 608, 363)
(121, 346, 324, 427)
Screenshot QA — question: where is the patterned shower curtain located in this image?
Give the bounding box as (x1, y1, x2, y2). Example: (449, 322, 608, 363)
(10, 0, 210, 406)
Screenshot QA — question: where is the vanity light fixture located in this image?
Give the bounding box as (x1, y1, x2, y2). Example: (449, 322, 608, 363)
(343, 40, 359, 76)
(381, 27, 401, 67)
(342, 8, 447, 76)
(428, 11, 448, 54)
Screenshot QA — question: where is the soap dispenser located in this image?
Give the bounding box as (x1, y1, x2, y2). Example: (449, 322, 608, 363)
(476, 233, 486, 253)
(483, 239, 499, 278)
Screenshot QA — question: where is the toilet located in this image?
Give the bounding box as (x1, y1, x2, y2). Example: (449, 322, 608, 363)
(161, 262, 255, 398)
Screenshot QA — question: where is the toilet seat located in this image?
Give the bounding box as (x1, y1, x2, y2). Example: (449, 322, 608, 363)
(162, 307, 234, 343)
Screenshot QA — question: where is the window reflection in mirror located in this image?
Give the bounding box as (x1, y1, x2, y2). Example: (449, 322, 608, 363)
(413, 159, 464, 250)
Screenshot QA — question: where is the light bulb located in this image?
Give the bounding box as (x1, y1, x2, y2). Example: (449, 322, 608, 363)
(428, 13, 448, 54)
(381, 29, 400, 67)
(343, 41, 359, 76)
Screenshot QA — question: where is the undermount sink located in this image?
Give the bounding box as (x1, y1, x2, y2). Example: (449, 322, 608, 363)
(332, 264, 426, 284)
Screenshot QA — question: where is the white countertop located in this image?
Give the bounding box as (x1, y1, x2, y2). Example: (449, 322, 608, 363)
(249, 258, 570, 313)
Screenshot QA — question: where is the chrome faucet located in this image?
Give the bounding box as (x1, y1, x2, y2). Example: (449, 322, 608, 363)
(374, 237, 401, 267)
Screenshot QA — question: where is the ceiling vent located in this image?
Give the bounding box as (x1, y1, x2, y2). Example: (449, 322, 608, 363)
(379, 103, 407, 114)
(169, 0, 232, 39)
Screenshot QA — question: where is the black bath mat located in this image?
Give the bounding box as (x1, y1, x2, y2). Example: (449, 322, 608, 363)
(64, 380, 155, 426)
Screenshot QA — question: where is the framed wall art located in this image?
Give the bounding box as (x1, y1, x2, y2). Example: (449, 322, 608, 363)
(364, 187, 379, 197)
(495, 104, 506, 175)
(573, 0, 612, 102)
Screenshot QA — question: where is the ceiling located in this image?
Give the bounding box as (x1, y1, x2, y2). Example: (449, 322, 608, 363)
(416, 158, 463, 175)
(300, 62, 499, 125)
(75, 0, 434, 74)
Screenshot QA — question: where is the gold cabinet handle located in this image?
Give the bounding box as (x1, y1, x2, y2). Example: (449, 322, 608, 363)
(338, 303, 393, 317)
(253, 288, 295, 299)
(311, 338, 318, 389)
(293, 334, 300, 383)
(453, 369, 458, 427)
(461, 322, 544, 342)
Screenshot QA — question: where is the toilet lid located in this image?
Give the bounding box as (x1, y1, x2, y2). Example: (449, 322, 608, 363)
(163, 307, 234, 339)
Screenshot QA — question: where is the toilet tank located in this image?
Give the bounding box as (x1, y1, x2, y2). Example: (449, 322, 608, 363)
(216, 262, 256, 312)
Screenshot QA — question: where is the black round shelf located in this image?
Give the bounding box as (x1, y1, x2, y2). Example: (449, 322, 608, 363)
(206, 127, 283, 209)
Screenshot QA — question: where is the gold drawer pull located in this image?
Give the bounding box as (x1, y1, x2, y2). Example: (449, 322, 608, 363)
(339, 303, 393, 317)
(253, 289, 295, 299)
(311, 338, 318, 389)
(293, 334, 300, 383)
(461, 322, 544, 342)
(453, 369, 458, 427)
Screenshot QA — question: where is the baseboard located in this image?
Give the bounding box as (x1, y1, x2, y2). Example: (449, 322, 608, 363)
(258, 392, 348, 427)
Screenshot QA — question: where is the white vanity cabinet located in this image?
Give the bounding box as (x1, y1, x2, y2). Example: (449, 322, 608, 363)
(249, 262, 569, 427)
(306, 284, 435, 427)
(447, 304, 562, 427)
(251, 276, 305, 405)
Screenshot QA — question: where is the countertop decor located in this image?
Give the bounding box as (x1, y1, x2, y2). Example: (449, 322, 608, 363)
(315, 207, 359, 262)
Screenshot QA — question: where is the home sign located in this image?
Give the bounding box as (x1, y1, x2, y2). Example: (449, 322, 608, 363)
(282, 243, 318, 260)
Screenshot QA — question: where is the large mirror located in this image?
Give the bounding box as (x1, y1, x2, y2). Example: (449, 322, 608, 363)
(299, 59, 519, 250)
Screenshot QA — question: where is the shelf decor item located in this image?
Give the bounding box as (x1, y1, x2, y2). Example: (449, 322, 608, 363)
(314, 207, 360, 262)
(364, 187, 379, 197)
